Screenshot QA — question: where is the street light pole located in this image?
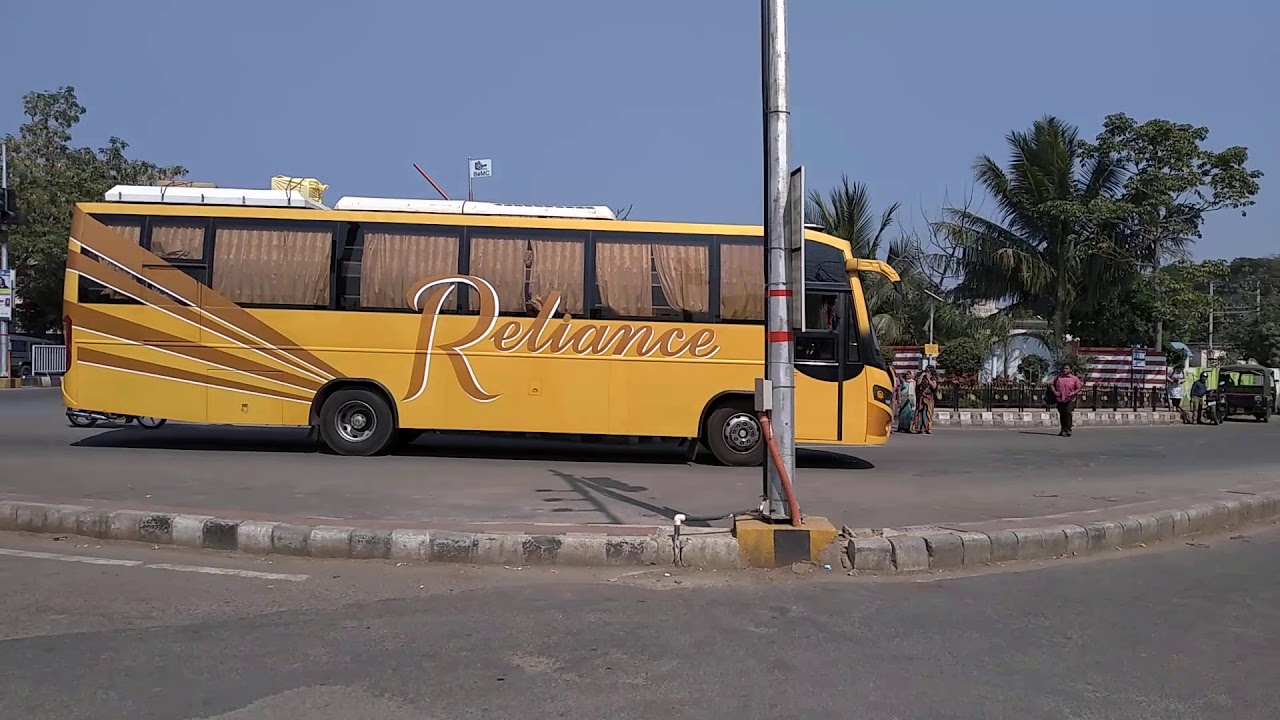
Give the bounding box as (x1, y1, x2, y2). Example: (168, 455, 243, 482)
(1, 140, 10, 381)
(761, 0, 794, 521)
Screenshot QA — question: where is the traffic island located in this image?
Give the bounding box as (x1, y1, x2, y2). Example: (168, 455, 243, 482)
(733, 515, 838, 568)
(0, 500, 743, 570)
(843, 491, 1280, 574)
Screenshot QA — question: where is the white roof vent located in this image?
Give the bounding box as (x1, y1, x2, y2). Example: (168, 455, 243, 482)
(334, 196, 616, 220)
(104, 185, 329, 210)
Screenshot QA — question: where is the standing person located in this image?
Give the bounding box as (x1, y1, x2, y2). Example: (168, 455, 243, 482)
(912, 368, 938, 434)
(898, 370, 917, 433)
(1190, 373, 1209, 424)
(1051, 363, 1084, 437)
(1168, 367, 1188, 423)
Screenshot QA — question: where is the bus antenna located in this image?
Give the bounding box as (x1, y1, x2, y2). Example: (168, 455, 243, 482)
(413, 163, 451, 201)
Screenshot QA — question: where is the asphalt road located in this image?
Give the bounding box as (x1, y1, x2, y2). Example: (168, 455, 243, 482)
(2, 388, 1278, 529)
(1, 525, 1277, 719)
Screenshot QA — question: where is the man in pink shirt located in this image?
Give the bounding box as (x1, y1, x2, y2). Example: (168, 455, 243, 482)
(1051, 363, 1084, 437)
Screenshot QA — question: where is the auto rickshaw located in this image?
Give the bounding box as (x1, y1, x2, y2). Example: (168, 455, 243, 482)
(1216, 364, 1275, 422)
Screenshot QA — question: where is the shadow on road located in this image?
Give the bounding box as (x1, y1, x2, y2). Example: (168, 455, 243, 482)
(67, 425, 877, 471)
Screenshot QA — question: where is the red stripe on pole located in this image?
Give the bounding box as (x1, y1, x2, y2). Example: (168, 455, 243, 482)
(767, 330, 792, 343)
(768, 288, 791, 297)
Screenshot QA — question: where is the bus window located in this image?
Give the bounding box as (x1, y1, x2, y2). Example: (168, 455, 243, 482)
(592, 232, 710, 321)
(466, 228, 587, 316)
(718, 238, 764, 322)
(149, 220, 206, 261)
(359, 225, 460, 310)
(804, 240, 846, 284)
(212, 220, 334, 307)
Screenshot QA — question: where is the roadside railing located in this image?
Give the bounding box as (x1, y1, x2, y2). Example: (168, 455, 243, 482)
(31, 344, 67, 375)
(934, 383, 1168, 412)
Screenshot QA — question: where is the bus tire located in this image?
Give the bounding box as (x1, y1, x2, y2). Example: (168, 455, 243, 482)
(704, 405, 765, 467)
(318, 388, 396, 456)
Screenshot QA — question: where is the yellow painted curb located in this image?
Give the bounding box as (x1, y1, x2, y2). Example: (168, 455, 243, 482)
(733, 515, 838, 568)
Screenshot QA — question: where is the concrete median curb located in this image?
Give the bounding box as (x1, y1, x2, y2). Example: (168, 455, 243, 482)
(934, 409, 1179, 427)
(0, 501, 741, 571)
(845, 491, 1280, 574)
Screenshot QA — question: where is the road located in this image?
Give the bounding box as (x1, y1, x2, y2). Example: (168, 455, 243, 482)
(3, 389, 1278, 530)
(1, 525, 1277, 719)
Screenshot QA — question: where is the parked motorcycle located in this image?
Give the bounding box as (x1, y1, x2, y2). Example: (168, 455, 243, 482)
(1201, 391, 1226, 426)
(66, 409, 166, 429)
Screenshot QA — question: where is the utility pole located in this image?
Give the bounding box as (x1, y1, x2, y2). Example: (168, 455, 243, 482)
(1, 140, 11, 381)
(761, 0, 794, 521)
(1208, 281, 1215, 351)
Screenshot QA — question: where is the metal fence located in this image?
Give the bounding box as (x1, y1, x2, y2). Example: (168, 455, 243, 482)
(31, 344, 67, 375)
(936, 383, 1169, 412)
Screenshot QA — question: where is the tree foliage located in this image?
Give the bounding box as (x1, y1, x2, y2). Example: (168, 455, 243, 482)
(3, 87, 185, 332)
(938, 336, 986, 380)
(1240, 320, 1280, 367)
(1018, 354, 1049, 383)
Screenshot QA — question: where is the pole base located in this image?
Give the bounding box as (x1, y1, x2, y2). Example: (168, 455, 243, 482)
(732, 515, 837, 568)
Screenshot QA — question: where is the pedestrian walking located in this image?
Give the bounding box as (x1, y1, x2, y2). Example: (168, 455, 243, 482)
(1168, 367, 1189, 423)
(897, 370, 917, 433)
(1051, 363, 1084, 437)
(912, 368, 937, 434)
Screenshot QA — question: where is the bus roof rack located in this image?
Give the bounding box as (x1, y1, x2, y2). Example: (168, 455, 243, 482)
(333, 196, 617, 220)
(104, 185, 329, 210)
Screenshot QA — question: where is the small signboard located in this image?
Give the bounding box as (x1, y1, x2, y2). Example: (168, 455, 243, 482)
(1131, 346, 1147, 370)
(786, 166, 805, 330)
(469, 158, 493, 179)
(924, 343, 940, 358)
(0, 269, 13, 321)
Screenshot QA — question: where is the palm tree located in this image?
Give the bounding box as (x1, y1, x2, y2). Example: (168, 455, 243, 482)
(935, 116, 1126, 346)
(806, 176, 908, 341)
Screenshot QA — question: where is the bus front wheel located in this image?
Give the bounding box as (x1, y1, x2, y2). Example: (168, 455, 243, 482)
(704, 405, 765, 467)
(319, 388, 396, 456)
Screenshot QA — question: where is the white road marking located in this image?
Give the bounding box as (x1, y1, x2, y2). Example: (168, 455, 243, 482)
(0, 548, 309, 582)
(0, 548, 143, 566)
(145, 563, 308, 582)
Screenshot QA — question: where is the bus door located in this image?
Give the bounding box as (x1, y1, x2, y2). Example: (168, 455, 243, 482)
(794, 287, 857, 442)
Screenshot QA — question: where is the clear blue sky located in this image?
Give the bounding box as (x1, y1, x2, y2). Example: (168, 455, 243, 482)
(3, 0, 1275, 259)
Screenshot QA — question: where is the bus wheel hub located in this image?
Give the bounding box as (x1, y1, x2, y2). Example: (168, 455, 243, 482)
(723, 413, 760, 452)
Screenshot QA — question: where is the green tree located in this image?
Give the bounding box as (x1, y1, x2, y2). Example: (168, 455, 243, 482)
(806, 176, 909, 341)
(938, 336, 986, 381)
(1090, 114, 1263, 264)
(1240, 320, 1280, 367)
(1018, 354, 1049, 384)
(935, 116, 1127, 346)
(3, 87, 185, 332)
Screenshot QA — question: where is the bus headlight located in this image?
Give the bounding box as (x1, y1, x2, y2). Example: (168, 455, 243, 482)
(873, 384, 892, 406)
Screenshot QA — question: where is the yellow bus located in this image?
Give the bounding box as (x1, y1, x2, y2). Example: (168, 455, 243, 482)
(62, 186, 898, 465)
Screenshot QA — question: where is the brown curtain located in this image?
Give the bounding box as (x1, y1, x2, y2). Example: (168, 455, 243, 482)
(595, 243, 652, 317)
(101, 219, 142, 245)
(719, 242, 764, 320)
(529, 239, 585, 315)
(150, 221, 205, 260)
(653, 244, 708, 313)
(468, 236, 528, 312)
(362, 232, 459, 309)
(213, 226, 331, 305)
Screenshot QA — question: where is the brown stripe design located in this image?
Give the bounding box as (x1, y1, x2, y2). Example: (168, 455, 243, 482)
(79, 346, 312, 403)
(67, 303, 323, 392)
(72, 213, 345, 382)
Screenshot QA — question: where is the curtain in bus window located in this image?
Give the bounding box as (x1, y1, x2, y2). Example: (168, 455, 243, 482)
(529, 239, 584, 315)
(150, 221, 205, 260)
(596, 243, 653, 317)
(653, 244, 708, 313)
(468, 235, 528, 312)
(213, 226, 331, 306)
(361, 231, 459, 309)
(100, 218, 142, 245)
(719, 243, 764, 321)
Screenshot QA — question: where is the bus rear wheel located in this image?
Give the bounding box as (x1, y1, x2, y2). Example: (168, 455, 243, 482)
(704, 405, 765, 467)
(319, 388, 396, 456)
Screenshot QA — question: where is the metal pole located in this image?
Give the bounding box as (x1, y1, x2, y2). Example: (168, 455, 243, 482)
(761, 0, 794, 521)
(1208, 281, 1215, 351)
(467, 157, 473, 202)
(1, 139, 10, 380)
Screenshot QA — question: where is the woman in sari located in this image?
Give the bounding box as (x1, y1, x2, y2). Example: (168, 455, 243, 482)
(897, 370, 917, 433)
(913, 368, 938, 434)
